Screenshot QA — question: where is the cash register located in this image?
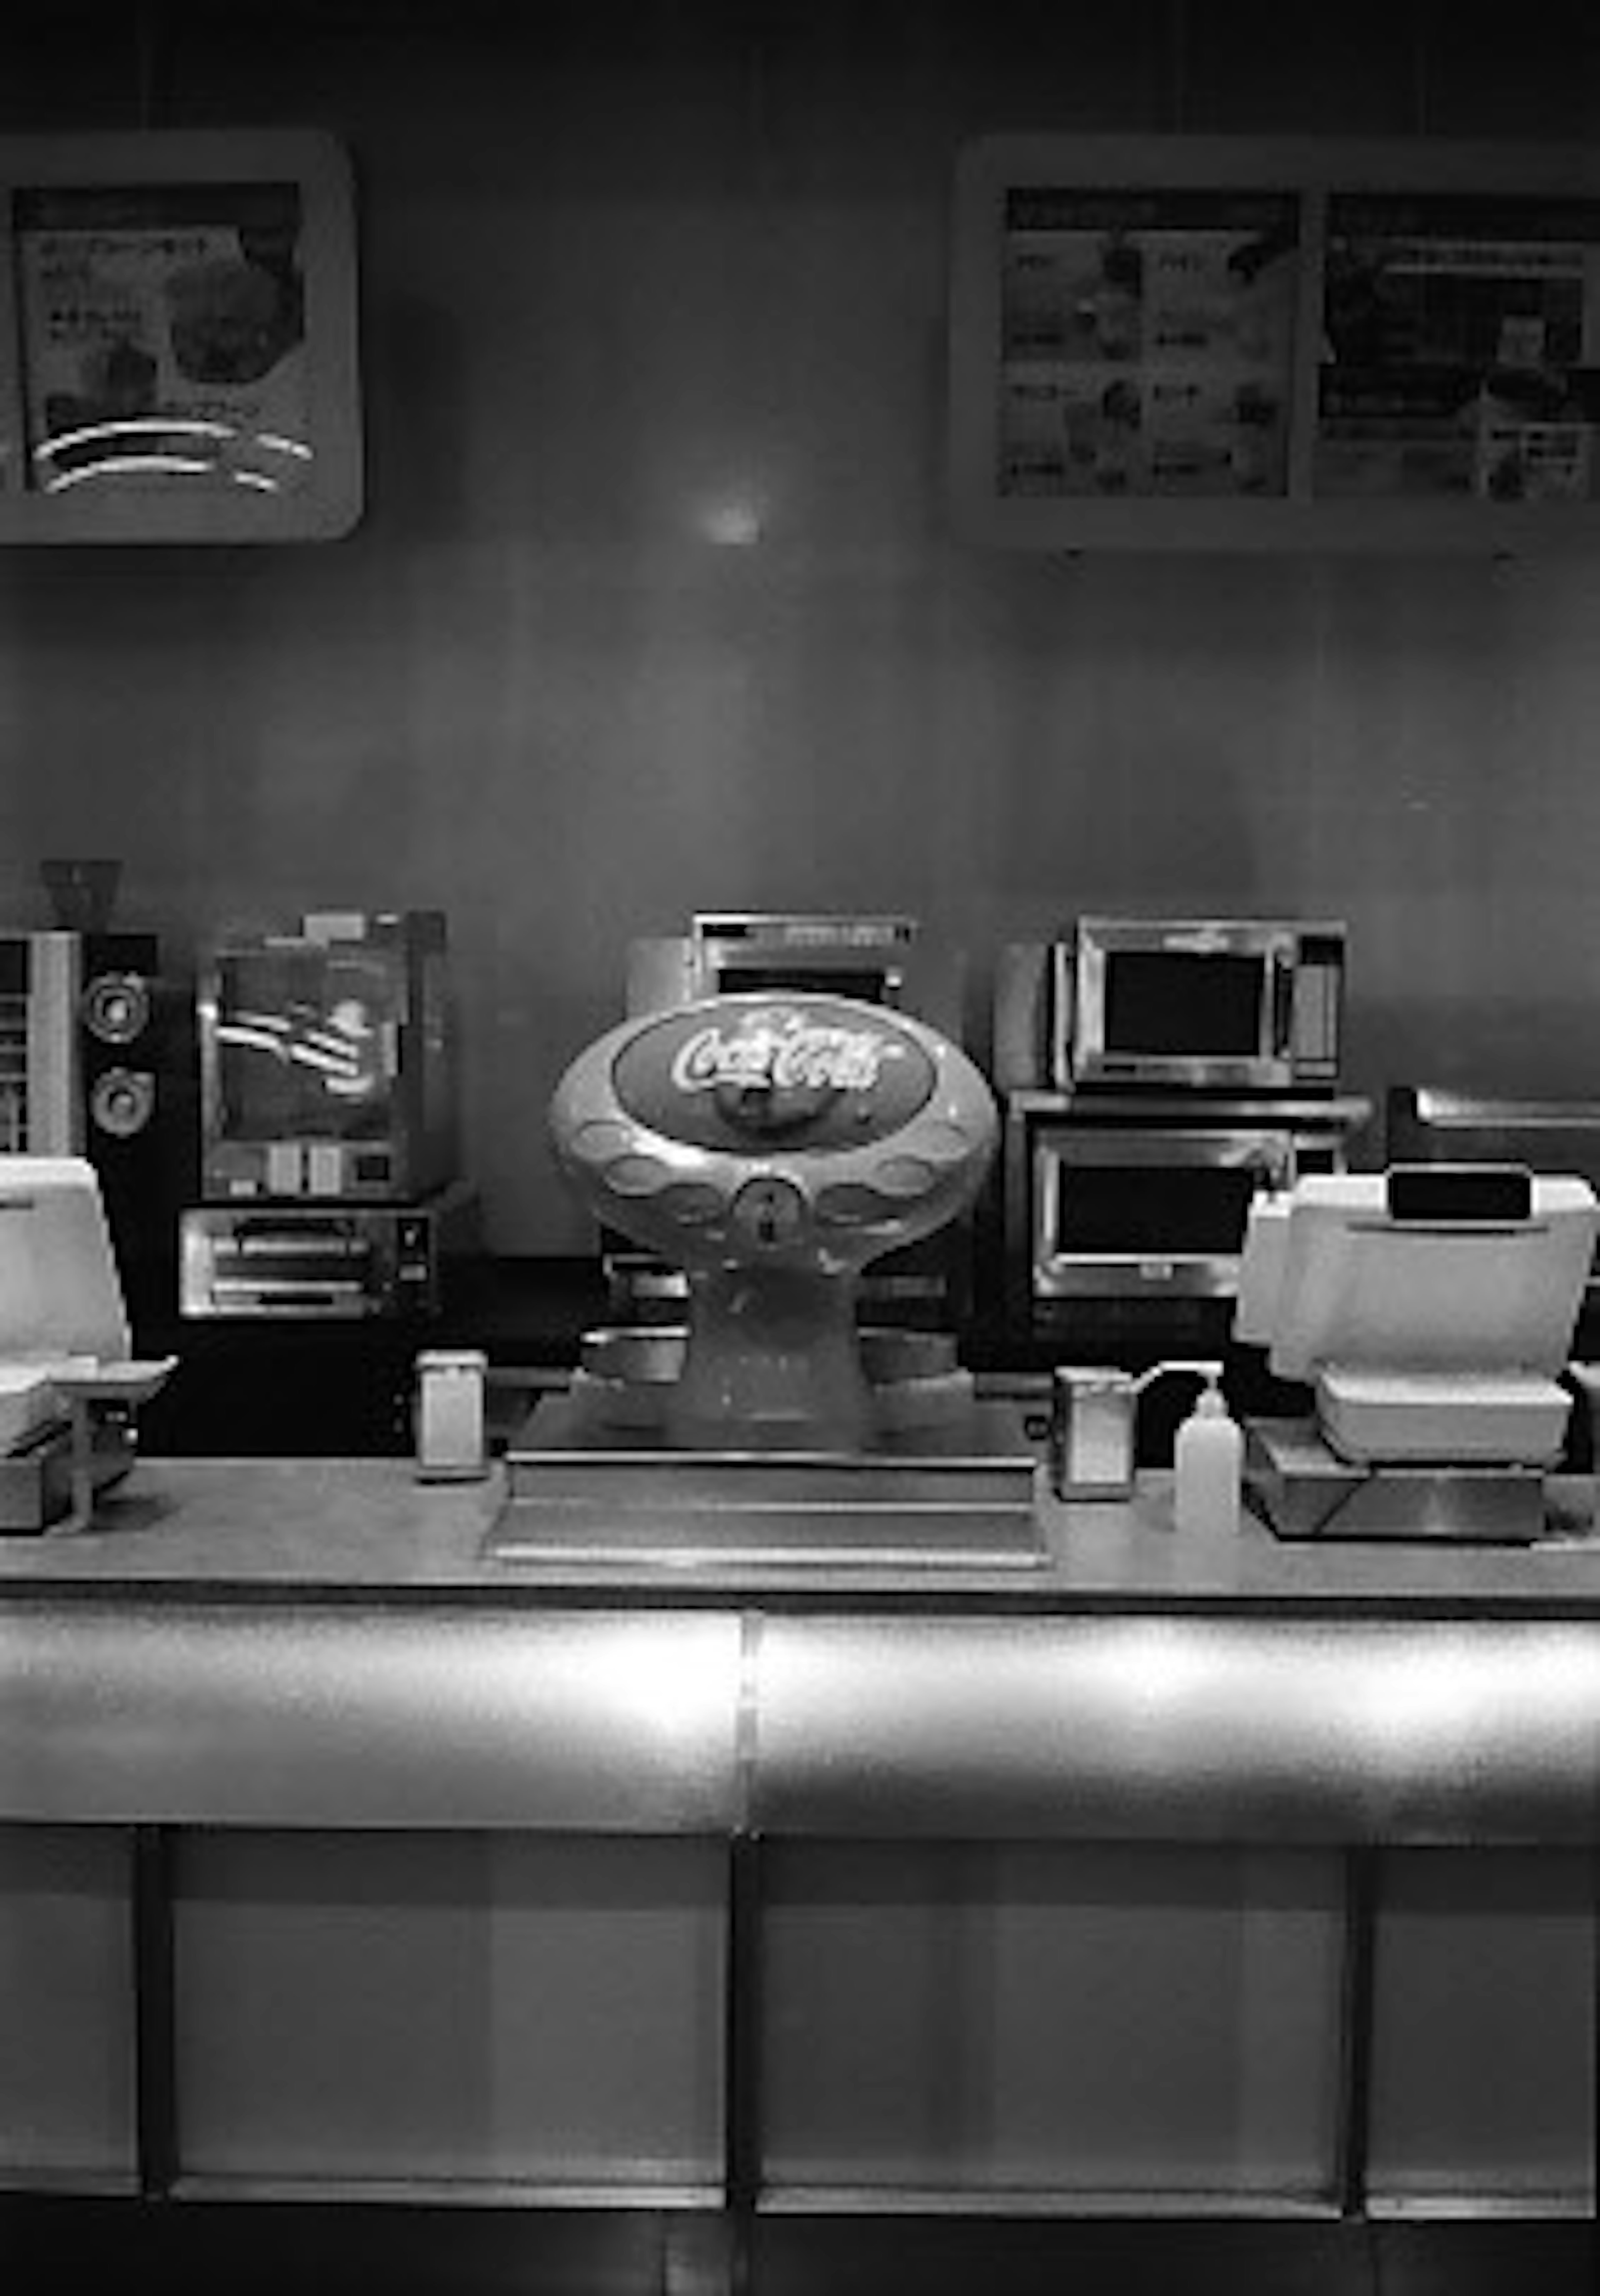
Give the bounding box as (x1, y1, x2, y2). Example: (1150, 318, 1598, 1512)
(1234, 1164, 1598, 1542)
(0, 1155, 175, 1530)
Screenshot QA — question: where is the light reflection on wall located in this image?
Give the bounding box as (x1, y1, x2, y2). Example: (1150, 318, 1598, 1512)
(695, 493, 766, 548)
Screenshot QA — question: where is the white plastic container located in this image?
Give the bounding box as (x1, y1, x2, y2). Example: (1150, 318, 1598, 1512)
(1173, 1369, 1242, 1536)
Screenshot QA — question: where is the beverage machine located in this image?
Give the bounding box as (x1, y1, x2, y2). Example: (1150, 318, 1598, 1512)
(490, 970, 1043, 1570)
(615, 911, 975, 1329)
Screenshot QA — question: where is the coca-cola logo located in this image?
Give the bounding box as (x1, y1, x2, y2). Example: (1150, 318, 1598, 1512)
(672, 1012, 893, 1098)
(612, 997, 936, 1152)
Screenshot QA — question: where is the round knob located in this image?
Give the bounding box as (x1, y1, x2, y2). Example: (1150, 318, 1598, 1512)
(82, 971, 152, 1045)
(90, 1066, 155, 1138)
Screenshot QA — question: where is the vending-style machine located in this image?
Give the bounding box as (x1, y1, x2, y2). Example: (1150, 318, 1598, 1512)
(180, 909, 476, 1322)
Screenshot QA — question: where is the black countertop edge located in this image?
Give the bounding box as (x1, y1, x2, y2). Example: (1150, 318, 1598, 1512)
(5, 1571, 1600, 1619)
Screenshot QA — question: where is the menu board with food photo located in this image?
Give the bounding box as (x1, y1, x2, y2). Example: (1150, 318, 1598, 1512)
(1317, 190, 1600, 503)
(996, 186, 1300, 500)
(12, 178, 310, 499)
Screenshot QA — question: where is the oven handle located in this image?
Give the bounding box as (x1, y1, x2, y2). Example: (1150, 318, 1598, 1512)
(1033, 1133, 1299, 1178)
(1269, 949, 1293, 1060)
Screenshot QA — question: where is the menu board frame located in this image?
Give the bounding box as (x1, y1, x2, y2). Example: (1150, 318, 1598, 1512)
(0, 128, 361, 545)
(949, 134, 1600, 552)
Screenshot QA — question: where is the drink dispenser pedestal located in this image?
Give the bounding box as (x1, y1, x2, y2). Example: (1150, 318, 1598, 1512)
(548, 994, 998, 1452)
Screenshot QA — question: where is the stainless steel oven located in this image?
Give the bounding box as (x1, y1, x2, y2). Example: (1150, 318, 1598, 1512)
(1004, 1093, 1368, 1318)
(992, 921, 1346, 1096)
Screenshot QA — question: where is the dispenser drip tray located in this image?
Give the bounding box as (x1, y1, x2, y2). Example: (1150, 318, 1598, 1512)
(489, 1392, 1044, 1572)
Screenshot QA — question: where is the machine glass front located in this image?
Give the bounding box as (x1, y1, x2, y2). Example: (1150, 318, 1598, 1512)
(1050, 1159, 1260, 1257)
(210, 945, 399, 1144)
(1102, 949, 1267, 1059)
(711, 963, 895, 1006)
(1034, 1131, 1287, 1296)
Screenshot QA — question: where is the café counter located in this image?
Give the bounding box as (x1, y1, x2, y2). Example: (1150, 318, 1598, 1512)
(2, 1459, 1597, 2291)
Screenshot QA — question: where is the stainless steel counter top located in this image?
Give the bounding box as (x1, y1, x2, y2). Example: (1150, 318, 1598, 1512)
(2, 1454, 1599, 1610)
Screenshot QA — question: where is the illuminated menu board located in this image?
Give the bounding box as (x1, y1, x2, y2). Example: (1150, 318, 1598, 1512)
(1317, 190, 1600, 504)
(12, 179, 312, 502)
(0, 129, 361, 544)
(997, 186, 1300, 502)
(950, 135, 1600, 551)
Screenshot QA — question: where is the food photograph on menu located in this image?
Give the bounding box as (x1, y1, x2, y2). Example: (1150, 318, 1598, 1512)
(1317, 190, 1600, 503)
(10, 178, 310, 498)
(995, 187, 1300, 500)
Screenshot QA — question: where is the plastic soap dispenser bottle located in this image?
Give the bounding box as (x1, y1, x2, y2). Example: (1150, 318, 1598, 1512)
(1173, 1364, 1242, 1536)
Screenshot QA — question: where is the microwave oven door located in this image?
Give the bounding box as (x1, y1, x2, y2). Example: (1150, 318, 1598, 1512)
(1065, 923, 1297, 1090)
(1032, 1126, 1293, 1299)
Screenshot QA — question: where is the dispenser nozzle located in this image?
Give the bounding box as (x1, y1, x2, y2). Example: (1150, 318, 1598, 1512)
(1133, 1357, 1224, 1399)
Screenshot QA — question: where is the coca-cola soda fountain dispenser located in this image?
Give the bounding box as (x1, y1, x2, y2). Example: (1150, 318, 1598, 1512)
(548, 991, 997, 1451)
(492, 984, 1043, 1567)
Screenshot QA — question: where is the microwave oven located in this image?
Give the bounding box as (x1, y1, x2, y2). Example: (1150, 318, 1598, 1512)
(995, 919, 1347, 1094)
(1003, 1094, 1367, 1317)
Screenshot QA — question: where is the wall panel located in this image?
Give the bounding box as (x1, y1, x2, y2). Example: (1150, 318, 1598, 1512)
(170, 1828, 727, 2195)
(0, 1823, 136, 2184)
(1, 5, 1599, 1247)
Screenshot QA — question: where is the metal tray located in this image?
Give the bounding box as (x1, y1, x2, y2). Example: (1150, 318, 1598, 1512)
(490, 1395, 1043, 1571)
